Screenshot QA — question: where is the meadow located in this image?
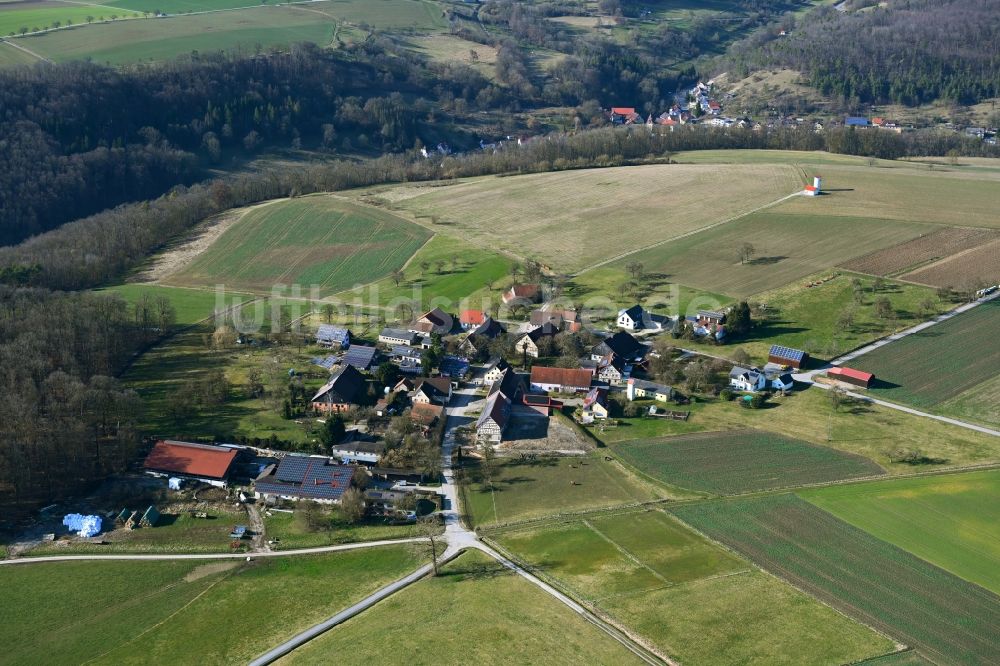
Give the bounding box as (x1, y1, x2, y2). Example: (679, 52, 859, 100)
(279, 549, 648, 665)
(855, 298, 1000, 410)
(614, 430, 884, 495)
(0, 40, 37, 65)
(164, 196, 431, 297)
(494, 508, 894, 666)
(0, 546, 425, 664)
(96, 283, 256, 327)
(0, 1, 137, 38)
(673, 494, 1000, 665)
(263, 507, 426, 550)
(801, 470, 1000, 594)
(14, 5, 336, 64)
(592, 389, 1000, 473)
(612, 209, 935, 297)
(461, 453, 672, 528)
(940, 373, 1000, 428)
(361, 163, 802, 274)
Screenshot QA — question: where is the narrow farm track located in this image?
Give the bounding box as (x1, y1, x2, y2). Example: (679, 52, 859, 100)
(0, 38, 51, 63)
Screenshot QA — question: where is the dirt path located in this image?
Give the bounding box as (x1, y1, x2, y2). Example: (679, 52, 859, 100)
(132, 198, 287, 284)
(0, 39, 52, 63)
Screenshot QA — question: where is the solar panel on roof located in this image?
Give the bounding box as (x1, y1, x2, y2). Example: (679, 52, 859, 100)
(312, 355, 338, 369)
(769, 345, 805, 362)
(343, 345, 376, 368)
(275, 456, 314, 483)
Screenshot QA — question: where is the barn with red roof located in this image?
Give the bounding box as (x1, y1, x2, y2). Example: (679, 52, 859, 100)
(143, 440, 238, 487)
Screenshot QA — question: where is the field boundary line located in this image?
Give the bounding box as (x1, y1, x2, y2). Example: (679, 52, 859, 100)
(0, 38, 52, 63)
(573, 187, 804, 277)
(582, 519, 669, 584)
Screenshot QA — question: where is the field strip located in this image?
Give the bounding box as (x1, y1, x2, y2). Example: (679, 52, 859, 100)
(582, 520, 670, 584)
(0, 38, 51, 63)
(573, 189, 803, 276)
(273, 208, 345, 286)
(53, 0, 130, 13)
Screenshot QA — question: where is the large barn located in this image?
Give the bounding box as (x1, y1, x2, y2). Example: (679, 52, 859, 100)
(143, 440, 238, 488)
(768, 345, 810, 369)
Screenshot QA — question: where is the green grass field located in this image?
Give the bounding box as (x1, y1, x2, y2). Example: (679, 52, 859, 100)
(801, 470, 1000, 594)
(17, 6, 335, 64)
(614, 430, 884, 495)
(854, 299, 1000, 414)
(0, 39, 41, 64)
(335, 232, 512, 310)
(165, 196, 431, 297)
(593, 389, 1000, 473)
(280, 549, 648, 665)
(359, 163, 801, 274)
(26, 507, 248, 555)
(0, 2, 137, 37)
(496, 509, 894, 666)
(673, 494, 1000, 665)
(0, 546, 424, 664)
(940, 372, 1000, 428)
(263, 507, 426, 549)
(734, 272, 951, 361)
(96, 283, 256, 327)
(462, 453, 672, 528)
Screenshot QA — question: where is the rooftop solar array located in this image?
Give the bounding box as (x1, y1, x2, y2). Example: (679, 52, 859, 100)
(312, 355, 338, 370)
(342, 345, 377, 369)
(316, 325, 350, 343)
(258, 456, 354, 500)
(439, 355, 469, 377)
(769, 345, 807, 362)
(392, 345, 422, 359)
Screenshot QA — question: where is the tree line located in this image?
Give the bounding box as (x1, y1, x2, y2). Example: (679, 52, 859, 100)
(724, 0, 1000, 107)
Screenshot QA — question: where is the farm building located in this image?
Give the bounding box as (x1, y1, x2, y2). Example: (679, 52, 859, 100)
(597, 355, 632, 386)
(768, 345, 809, 369)
(310, 365, 366, 413)
(522, 393, 563, 416)
(380, 328, 420, 346)
(592, 331, 648, 363)
(143, 440, 238, 488)
(803, 176, 822, 197)
(626, 378, 674, 403)
(502, 283, 541, 305)
(254, 456, 356, 503)
(488, 365, 525, 402)
(342, 345, 378, 371)
(330, 438, 386, 465)
(477, 392, 512, 443)
(460, 310, 487, 329)
(530, 366, 593, 393)
(828, 366, 874, 388)
(467, 316, 505, 339)
(530, 307, 581, 332)
(617, 304, 669, 331)
(409, 402, 445, 428)
(483, 359, 512, 385)
(410, 307, 454, 335)
(316, 325, 351, 349)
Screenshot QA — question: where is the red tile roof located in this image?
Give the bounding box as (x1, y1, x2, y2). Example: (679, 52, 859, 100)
(530, 366, 593, 390)
(611, 107, 636, 115)
(410, 401, 445, 425)
(460, 309, 486, 326)
(144, 440, 237, 479)
(829, 367, 873, 382)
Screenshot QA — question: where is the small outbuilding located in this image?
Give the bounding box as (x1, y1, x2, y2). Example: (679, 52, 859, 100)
(828, 366, 874, 388)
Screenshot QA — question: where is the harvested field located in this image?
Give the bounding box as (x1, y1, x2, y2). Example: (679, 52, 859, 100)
(855, 299, 1000, 409)
(900, 237, 1000, 288)
(358, 163, 801, 273)
(673, 495, 1000, 665)
(839, 227, 999, 277)
(163, 196, 430, 296)
(615, 430, 884, 495)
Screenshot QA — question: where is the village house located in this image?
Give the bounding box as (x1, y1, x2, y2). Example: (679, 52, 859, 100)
(254, 455, 356, 504)
(315, 325, 351, 349)
(626, 378, 674, 403)
(530, 307, 582, 332)
(514, 322, 559, 358)
(389, 345, 422, 374)
(411, 376, 453, 406)
(409, 401, 445, 429)
(143, 440, 239, 488)
(459, 310, 487, 330)
(476, 366, 524, 443)
(729, 366, 768, 393)
(581, 387, 610, 421)
(530, 366, 593, 393)
(379, 328, 420, 346)
(607, 106, 642, 124)
(592, 331, 648, 364)
(341, 345, 378, 371)
(617, 304, 669, 331)
(410, 307, 454, 335)
(502, 283, 542, 306)
(311, 365, 366, 413)
(330, 437, 386, 465)
(596, 354, 632, 386)
(483, 358, 512, 385)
